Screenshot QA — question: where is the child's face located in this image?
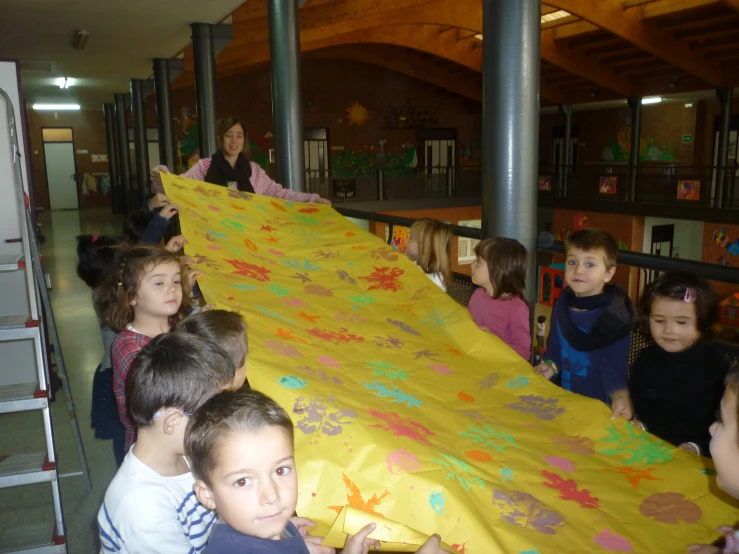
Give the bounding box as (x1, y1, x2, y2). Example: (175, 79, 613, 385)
(648, 297, 700, 353)
(564, 247, 615, 297)
(406, 235, 419, 261)
(135, 261, 183, 319)
(710, 389, 739, 498)
(470, 256, 492, 290)
(196, 426, 297, 540)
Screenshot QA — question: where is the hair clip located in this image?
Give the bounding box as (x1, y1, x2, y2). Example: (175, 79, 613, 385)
(92, 235, 98, 242)
(684, 288, 696, 303)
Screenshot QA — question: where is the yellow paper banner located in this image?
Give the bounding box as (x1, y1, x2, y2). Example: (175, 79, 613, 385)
(163, 174, 738, 553)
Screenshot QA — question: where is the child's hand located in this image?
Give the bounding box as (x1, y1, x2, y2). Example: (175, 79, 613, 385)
(150, 165, 170, 183)
(289, 516, 337, 554)
(686, 545, 720, 554)
(315, 197, 332, 205)
(160, 204, 180, 220)
(678, 442, 701, 455)
(165, 235, 187, 253)
(342, 522, 380, 554)
(417, 535, 445, 553)
(184, 268, 203, 290)
(610, 389, 634, 420)
(148, 192, 171, 210)
(535, 362, 555, 380)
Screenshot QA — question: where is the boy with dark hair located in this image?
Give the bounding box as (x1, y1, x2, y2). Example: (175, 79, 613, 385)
(186, 390, 447, 554)
(97, 332, 235, 553)
(174, 309, 249, 390)
(535, 229, 634, 419)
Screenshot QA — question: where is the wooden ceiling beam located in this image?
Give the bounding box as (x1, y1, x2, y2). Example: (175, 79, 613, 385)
(545, 0, 726, 84)
(676, 19, 739, 39)
(723, 0, 739, 12)
(640, 0, 724, 19)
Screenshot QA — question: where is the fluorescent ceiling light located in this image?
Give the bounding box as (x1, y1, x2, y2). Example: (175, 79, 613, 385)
(641, 97, 662, 105)
(474, 34, 483, 40)
(33, 103, 80, 111)
(685, 102, 694, 108)
(541, 10, 570, 24)
(56, 77, 73, 89)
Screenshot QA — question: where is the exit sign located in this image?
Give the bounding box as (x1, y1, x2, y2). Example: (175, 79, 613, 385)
(682, 134, 693, 143)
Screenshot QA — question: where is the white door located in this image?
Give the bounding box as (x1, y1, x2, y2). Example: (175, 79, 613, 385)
(44, 142, 78, 210)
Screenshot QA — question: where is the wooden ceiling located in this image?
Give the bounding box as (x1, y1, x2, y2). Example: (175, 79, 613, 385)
(173, 0, 739, 106)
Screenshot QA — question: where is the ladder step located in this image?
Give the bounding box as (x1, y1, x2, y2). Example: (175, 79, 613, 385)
(0, 383, 47, 414)
(0, 254, 22, 272)
(0, 316, 39, 341)
(0, 453, 56, 488)
(0, 522, 65, 553)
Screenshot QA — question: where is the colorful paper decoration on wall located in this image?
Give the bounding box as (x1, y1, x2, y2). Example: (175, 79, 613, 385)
(538, 176, 552, 191)
(162, 174, 738, 553)
(599, 176, 618, 195)
(677, 180, 700, 200)
(385, 224, 409, 254)
(573, 213, 589, 230)
(461, 143, 481, 169)
(346, 101, 369, 126)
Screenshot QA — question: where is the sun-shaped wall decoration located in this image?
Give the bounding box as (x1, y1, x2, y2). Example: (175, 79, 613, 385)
(345, 101, 369, 126)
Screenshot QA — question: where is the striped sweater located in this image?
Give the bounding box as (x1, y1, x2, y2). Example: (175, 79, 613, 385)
(152, 159, 320, 203)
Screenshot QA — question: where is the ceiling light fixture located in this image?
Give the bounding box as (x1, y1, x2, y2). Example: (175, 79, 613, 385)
(541, 10, 570, 24)
(72, 30, 90, 50)
(685, 102, 694, 108)
(56, 77, 71, 89)
(33, 103, 80, 111)
(641, 97, 662, 105)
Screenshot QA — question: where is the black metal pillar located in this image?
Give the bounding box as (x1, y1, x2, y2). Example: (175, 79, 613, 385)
(559, 104, 572, 199)
(716, 87, 733, 209)
(114, 93, 133, 214)
(153, 59, 177, 172)
(191, 23, 218, 159)
(268, 0, 305, 191)
(103, 103, 120, 214)
(130, 79, 150, 206)
(481, 0, 540, 305)
(628, 96, 642, 203)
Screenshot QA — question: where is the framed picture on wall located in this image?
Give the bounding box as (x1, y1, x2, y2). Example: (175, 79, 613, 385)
(538, 175, 552, 191)
(386, 224, 410, 253)
(677, 179, 700, 200)
(599, 176, 618, 195)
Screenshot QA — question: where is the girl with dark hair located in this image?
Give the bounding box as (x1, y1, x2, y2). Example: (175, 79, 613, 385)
(629, 271, 730, 457)
(150, 116, 330, 204)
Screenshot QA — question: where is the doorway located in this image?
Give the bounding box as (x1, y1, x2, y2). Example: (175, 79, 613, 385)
(421, 128, 456, 196)
(644, 224, 674, 286)
(42, 127, 78, 210)
(304, 127, 330, 196)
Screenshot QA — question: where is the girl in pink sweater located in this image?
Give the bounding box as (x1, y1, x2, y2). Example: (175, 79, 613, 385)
(467, 237, 531, 360)
(151, 116, 330, 205)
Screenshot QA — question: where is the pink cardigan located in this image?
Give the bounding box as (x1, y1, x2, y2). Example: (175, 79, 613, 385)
(152, 159, 320, 203)
(467, 288, 531, 360)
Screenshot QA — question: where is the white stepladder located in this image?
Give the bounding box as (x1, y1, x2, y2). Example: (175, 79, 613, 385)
(0, 88, 91, 552)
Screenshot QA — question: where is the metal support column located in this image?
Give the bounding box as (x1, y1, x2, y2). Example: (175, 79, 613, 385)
(481, 0, 540, 305)
(154, 59, 177, 171)
(114, 92, 133, 214)
(559, 104, 572, 199)
(191, 23, 218, 158)
(130, 79, 150, 205)
(716, 87, 733, 209)
(628, 96, 641, 203)
(103, 102, 120, 214)
(268, 0, 306, 191)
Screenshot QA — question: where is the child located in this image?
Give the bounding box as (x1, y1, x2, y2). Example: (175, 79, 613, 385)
(97, 332, 235, 553)
(124, 192, 179, 245)
(536, 315, 547, 350)
(95, 245, 189, 454)
(687, 364, 739, 554)
(467, 237, 531, 360)
(186, 390, 447, 554)
(77, 234, 127, 464)
(405, 218, 452, 292)
(173, 309, 249, 390)
(535, 229, 634, 419)
(629, 271, 728, 456)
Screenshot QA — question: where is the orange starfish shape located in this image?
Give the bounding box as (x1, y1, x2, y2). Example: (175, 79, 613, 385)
(230, 203, 245, 210)
(441, 345, 463, 357)
(605, 466, 662, 490)
(345, 231, 356, 237)
(328, 473, 390, 516)
(297, 311, 321, 324)
(275, 328, 308, 344)
(352, 245, 366, 250)
(395, 303, 417, 316)
(267, 235, 280, 244)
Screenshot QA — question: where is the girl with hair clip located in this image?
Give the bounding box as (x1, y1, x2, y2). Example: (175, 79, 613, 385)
(405, 218, 452, 292)
(468, 237, 531, 360)
(629, 271, 730, 457)
(95, 245, 190, 455)
(150, 116, 330, 204)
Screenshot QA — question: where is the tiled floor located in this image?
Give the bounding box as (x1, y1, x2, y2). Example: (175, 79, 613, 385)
(0, 208, 123, 553)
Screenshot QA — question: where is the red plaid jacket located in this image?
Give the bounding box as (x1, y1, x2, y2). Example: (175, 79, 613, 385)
(111, 330, 152, 453)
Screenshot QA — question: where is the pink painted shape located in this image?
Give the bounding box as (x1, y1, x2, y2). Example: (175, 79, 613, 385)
(206, 244, 222, 251)
(269, 249, 285, 256)
(544, 456, 576, 473)
(318, 356, 341, 368)
(283, 298, 307, 307)
(428, 364, 453, 374)
(594, 529, 633, 552)
(386, 448, 421, 476)
(207, 205, 221, 211)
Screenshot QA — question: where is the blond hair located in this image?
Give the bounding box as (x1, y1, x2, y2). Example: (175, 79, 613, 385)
(409, 219, 452, 289)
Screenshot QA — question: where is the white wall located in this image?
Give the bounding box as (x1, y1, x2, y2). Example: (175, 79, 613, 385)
(642, 217, 705, 261)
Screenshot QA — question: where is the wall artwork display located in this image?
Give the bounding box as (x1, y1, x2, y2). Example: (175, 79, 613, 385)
(386, 224, 410, 253)
(460, 143, 481, 169)
(346, 102, 369, 126)
(599, 176, 618, 195)
(677, 180, 700, 200)
(538, 176, 552, 192)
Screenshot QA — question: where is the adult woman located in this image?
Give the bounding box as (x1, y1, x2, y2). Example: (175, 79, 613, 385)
(151, 116, 330, 204)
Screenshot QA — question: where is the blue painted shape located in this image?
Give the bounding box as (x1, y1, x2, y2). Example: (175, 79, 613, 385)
(429, 492, 445, 514)
(519, 550, 540, 554)
(228, 284, 258, 291)
(500, 467, 514, 482)
(507, 376, 529, 389)
(278, 376, 307, 390)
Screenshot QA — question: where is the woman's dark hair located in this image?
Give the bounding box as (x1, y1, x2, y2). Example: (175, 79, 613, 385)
(76, 235, 126, 289)
(216, 116, 250, 158)
(123, 209, 155, 243)
(474, 237, 528, 301)
(637, 271, 718, 337)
